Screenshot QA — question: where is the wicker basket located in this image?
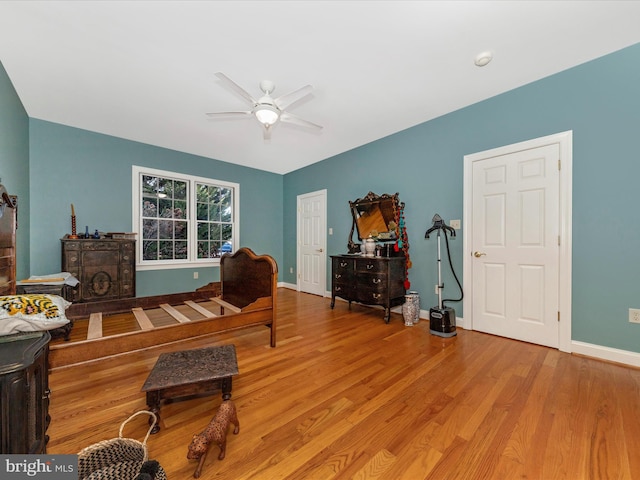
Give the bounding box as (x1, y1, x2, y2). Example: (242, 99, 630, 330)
(78, 411, 167, 480)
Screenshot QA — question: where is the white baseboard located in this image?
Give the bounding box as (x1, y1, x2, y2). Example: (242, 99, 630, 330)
(571, 340, 640, 368)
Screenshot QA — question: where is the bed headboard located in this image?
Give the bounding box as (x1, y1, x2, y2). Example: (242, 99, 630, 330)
(220, 247, 278, 309)
(0, 185, 17, 296)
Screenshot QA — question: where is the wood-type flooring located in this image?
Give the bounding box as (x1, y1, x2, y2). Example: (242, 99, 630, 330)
(47, 288, 640, 479)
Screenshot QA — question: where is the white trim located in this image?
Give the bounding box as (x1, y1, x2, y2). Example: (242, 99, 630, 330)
(132, 165, 240, 270)
(463, 131, 573, 352)
(571, 341, 640, 368)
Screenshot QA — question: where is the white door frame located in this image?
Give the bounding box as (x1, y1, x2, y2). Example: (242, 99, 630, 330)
(462, 131, 573, 352)
(296, 189, 327, 295)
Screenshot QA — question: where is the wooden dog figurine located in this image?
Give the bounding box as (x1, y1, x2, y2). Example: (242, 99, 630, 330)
(187, 400, 240, 478)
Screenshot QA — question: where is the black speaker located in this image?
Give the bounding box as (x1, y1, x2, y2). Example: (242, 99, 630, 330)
(429, 307, 457, 337)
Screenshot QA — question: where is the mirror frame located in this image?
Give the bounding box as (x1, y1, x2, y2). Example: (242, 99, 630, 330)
(348, 192, 403, 253)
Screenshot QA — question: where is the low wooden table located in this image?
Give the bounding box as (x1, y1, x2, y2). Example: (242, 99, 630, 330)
(141, 344, 238, 433)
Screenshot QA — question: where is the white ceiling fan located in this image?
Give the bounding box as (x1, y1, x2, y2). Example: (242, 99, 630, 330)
(207, 72, 322, 140)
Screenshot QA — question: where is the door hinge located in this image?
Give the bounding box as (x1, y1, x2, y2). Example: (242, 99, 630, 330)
(558, 159, 561, 170)
(557, 311, 560, 322)
(558, 235, 561, 246)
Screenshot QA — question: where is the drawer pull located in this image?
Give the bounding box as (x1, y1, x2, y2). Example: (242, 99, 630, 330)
(335, 274, 342, 279)
(372, 293, 382, 299)
(335, 286, 342, 292)
(372, 278, 381, 284)
(366, 264, 374, 270)
(340, 261, 348, 267)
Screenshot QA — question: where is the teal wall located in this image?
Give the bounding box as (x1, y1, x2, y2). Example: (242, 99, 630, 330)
(3, 43, 640, 354)
(284, 43, 640, 353)
(0, 61, 29, 279)
(28, 120, 283, 296)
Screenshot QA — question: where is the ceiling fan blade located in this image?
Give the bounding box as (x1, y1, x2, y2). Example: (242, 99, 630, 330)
(215, 72, 257, 105)
(274, 85, 313, 110)
(280, 111, 323, 130)
(205, 111, 252, 118)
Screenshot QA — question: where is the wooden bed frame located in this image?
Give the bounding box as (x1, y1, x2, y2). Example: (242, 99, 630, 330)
(0, 186, 277, 368)
(49, 247, 277, 368)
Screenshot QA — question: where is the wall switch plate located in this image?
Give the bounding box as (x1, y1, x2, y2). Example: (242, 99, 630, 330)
(450, 219, 461, 230)
(290, 267, 293, 274)
(193, 272, 198, 279)
(629, 308, 640, 323)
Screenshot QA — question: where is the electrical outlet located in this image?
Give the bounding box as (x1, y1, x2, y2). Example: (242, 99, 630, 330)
(193, 272, 198, 279)
(435, 284, 439, 295)
(450, 219, 461, 230)
(290, 267, 293, 274)
(629, 308, 640, 323)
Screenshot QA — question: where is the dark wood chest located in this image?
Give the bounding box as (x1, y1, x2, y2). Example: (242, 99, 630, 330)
(61, 238, 136, 302)
(330, 255, 406, 323)
(0, 331, 51, 454)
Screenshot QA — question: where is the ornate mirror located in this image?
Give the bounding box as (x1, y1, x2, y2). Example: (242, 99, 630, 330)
(348, 192, 404, 253)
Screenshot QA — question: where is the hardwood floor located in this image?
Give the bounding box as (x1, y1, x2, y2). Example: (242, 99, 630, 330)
(47, 288, 640, 479)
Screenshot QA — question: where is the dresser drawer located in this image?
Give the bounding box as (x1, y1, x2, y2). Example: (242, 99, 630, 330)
(332, 257, 354, 273)
(356, 273, 387, 289)
(354, 258, 386, 274)
(332, 283, 353, 297)
(355, 288, 385, 305)
(82, 241, 119, 251)
(82, 249, 119, 266)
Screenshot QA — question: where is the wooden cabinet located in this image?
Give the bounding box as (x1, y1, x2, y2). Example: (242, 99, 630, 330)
(61, 238, 136, 302)
(330, 255, 406, 323)
(0, 331, 51, 454)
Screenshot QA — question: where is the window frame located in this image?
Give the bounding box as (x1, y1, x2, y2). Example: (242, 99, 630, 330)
(132, 165, 240, 271)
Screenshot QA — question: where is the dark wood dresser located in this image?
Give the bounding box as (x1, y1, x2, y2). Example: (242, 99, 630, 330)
(330, 255, 406, 323)
(61, 238, 136, 302)
(0, 331, 51, 454)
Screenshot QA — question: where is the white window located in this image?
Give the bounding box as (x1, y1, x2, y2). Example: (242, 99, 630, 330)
(132, 166, 239, 270)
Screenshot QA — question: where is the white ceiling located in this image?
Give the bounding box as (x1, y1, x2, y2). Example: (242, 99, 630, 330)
(0, 1, 639, 175)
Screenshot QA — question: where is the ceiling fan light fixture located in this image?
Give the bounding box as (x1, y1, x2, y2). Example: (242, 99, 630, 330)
(254, 105, 279, 125)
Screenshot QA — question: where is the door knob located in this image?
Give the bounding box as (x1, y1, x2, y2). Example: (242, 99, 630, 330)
(317, 248, 323, 252)
(473, 251, 486, 258)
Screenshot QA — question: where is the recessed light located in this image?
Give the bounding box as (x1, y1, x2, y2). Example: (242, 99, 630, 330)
(474, 51, 493, 67)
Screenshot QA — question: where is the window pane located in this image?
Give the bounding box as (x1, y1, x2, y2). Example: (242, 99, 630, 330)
(158, 198, 173, 218)
(210, 223, 221, 241)
(175, 221, 188, 240)
(197, 241, 209, 259)
(159, 240, 174, 260)
(143, 219, 158, 240)
(196, 184, 208, 203)
(222, 224, 232, 239)
(210, 203, 221, 222)
(159, 220, 173, 239)
(142, 198, 157, 217)
(175, 241, 188, 259)
(142, 175, 158, 196)
(174, 180, 187, 200)
(196, 202, 208, 221)
(174, 200, 187, 219)
(143, 240, 158, 261)
(197, 222, 209, 240)
(221, 189, 232, 222)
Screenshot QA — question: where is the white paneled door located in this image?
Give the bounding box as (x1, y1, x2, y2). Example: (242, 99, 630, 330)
(297, 190, 327, 296)
(471, 143, 560, 348)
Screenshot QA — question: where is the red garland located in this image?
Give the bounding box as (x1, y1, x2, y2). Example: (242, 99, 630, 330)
(394, 201, 411, 289)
